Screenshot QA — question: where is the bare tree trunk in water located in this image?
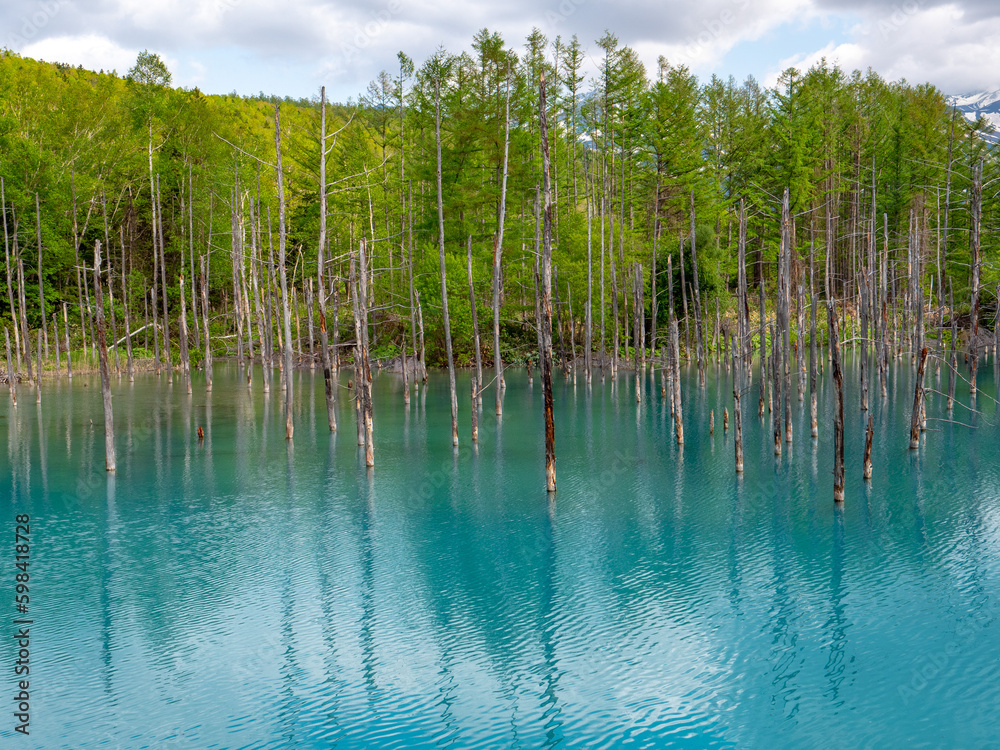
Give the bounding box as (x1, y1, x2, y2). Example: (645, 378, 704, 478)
(493, 72, 511, 413)
(539, 71, 557, 493)
(829, 302, 844, 503)
(274, 105, 294, 440)
(434, 76, 458, 446)
(316, 86, 337, 431)
(93, 241, 116, 472)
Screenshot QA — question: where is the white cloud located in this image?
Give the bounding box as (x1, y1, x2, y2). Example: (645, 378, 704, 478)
(22, 33, 139, 76)
(4, 0, 1000, 100)
(649, 0, 818, 71)
(765, 2, 1000, 93)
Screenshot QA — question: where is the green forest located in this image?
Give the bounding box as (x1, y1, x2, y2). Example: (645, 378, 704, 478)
(0, 28, 997, 375)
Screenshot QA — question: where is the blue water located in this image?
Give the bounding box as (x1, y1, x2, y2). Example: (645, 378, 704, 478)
(2, 357, 999, 748)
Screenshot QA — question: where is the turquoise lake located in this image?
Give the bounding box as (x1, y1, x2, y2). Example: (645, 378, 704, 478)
(1, 356, 999, 748)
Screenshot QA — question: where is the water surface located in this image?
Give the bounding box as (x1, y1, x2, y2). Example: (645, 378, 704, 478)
(2, 357, 999, 748)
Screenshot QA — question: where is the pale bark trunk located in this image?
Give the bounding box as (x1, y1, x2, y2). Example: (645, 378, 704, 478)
(434, 77, 458, 447)
(863, 413, 873, 480)
(179, 273, 191, 394)
(829, 302, 844, 503)
(156, 175, 171, 378)
(358, 240, 374, 467)
(467, 235, 483, 405)
(317, 89, 337, 429)
(35, 193, 47, 356)
(201, 255, 212, 391)
(585, 158, 593, 385)
(93, 241, 116, 472)
(2, 178, 21, 374)
(63, 303, 73, 379)
(493, 73, 511, 413)
(4, 328, 16, 406)
(690, 192, 704, 387)
(672, 319, 683, 445)
(540, 71, 557, 493)
(758, 281, 766, 418)
(910, 347, 928, 450)
(274, 105, 294, 440)
(970, 160, 982, 394)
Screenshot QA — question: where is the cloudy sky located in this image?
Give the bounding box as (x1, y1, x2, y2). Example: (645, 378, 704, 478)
(3, 0, 999, 102)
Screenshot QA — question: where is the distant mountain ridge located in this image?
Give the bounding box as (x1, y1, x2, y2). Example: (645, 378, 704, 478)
(952, 90, 1000, 143)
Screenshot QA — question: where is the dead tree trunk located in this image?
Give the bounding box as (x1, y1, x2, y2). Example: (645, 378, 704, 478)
(555, 267, 568, 377)
(651, 196, 658, 371)
(610, 222, 619, 379)
(690, 192, 705, 388)
(101, 189, 118, 373)
(316, 89, 337, 430)
(16, 255, 32, 380)
(2, 178, 19, 375)
(796, 284, 805, 402)
(810, 228, 818, 438)
(772, 322, 781, 456)
(947, 280, 956, 410)
(4, 328, 16, 406)
(274, 105, 294, 440)
(306, 279, 315, 368)
(93, 241, 116, 472)
(780, 190, 792, 444)
(350, 256, 364, 449)
(969, 160, 982, 395)
(540, 71, 557, 493)
(52, 312, 60, 373)
(467, 235, 483, 406)
(417, 290, 426, 383)
(758, 281, 766, 418)
(735, 203, 747, 471)
(493, 72, 511, 413)
(179, 273, 191, 394)
(35, 193, 47, 357)
(471, 377, 479, 442)
(569, 286, 577, 384)
(633, 264, 641, 401)
(909, 347, 928, 450)
(434, 76, 459, 447)
(107, 258, 120, 375)
(35, 332, 41, 403)
(863, 413, 874, 480)
(408, 181, 420, 388)
(63, 303, 72, 379)
(200, 255, 212, 391)
(358, 239, 374, 467)
(156, 175, 171, 377)
(734, 355, 743, 473)
(189, 167, 200, 352)
(829, 301, 844, 503)
(671, 319, 683, 445)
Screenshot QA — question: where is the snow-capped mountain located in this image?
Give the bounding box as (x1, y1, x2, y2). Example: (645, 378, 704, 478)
(952, 90, 1000, 143)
